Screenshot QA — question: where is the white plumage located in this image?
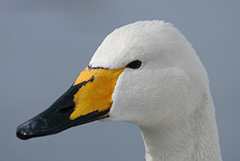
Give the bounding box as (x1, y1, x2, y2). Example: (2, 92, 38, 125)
(16, 20, 222, 161)
(91, 20, 222, 161)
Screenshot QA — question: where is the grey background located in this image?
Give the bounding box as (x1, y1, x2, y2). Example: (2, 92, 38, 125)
(1, 0, 239, 161)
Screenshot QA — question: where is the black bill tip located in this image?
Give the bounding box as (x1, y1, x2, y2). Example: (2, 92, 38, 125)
(16, 123, 37, 140)
(16, 108, 110, 140)
(16, 122, 33, 140)
(16, 115, 55, 140)
(16, 83, 110, 140)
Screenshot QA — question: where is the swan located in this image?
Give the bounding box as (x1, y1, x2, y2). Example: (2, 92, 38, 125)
(16, 20, 222, 161)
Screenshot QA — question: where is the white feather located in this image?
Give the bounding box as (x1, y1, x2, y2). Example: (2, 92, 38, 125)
(91, 20, 222, 161)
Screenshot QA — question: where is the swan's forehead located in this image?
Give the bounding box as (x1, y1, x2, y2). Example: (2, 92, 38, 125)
(90, 21, 183, 69)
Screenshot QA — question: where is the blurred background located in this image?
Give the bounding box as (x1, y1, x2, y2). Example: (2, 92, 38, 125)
(1, 0, 239, 161)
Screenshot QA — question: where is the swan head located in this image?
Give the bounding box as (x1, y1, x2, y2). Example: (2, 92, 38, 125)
(91, 20, 209, 127)
(16, 20, 209, 139)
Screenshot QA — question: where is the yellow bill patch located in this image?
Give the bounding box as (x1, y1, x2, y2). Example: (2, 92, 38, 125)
(70, 67, 124, 120)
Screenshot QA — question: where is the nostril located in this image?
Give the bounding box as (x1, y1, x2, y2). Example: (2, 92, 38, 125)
(59, 105, 75, 114)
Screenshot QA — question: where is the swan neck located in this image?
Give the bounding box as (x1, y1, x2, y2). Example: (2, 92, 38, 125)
(140, 101, 222, 161)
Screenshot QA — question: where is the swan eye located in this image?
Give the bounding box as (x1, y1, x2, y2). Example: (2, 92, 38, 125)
(126, 60, 142, 69)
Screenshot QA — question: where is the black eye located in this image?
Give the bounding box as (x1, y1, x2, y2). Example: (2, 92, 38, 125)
(126, 60, 142, 69)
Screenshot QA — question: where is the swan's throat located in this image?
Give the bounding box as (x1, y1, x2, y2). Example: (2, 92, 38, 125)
(140, 105, 222, 161)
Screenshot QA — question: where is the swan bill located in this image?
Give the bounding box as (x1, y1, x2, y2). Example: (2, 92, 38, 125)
(16, 67, 124, 140)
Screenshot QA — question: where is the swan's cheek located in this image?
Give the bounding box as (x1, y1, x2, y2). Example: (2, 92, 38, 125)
(108, 70, 159, 124)
(152, 68, 193, 123)
(108, 67, 192, 125)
